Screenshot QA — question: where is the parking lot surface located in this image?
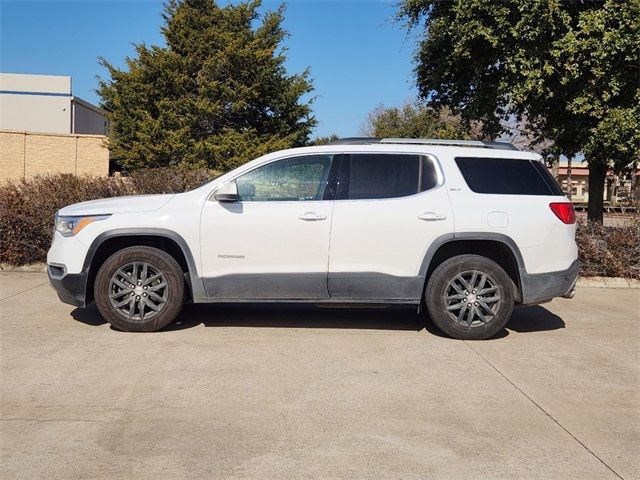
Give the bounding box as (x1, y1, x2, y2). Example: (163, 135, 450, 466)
(1, 272, 638, 479)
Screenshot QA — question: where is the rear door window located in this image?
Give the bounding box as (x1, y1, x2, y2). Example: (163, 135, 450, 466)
(338, 153, 438, 200)
(455, 157, 562, 196)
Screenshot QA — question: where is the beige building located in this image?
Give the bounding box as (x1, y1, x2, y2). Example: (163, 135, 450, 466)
(553, 160, 639, 209)
(0, 73, 109, 182)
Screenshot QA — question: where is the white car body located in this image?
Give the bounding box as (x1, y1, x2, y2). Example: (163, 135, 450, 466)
(48, 139, 578, 315)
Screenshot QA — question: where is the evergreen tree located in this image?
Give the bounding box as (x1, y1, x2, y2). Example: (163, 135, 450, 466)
(310, 134, 340, 145)
(98, 0, 316, 171)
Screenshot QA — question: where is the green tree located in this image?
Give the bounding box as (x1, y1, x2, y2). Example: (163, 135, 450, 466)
(98, 0, 315, 171)
(399, 0, 639, 222)
(360, 102, 483, 140)
(310, 134, 339, 145)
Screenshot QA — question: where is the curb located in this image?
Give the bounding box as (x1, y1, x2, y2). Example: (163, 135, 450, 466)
(1, 263, 638, 289)
(576, 277, 640, 289)
(0, 263, 47, 273)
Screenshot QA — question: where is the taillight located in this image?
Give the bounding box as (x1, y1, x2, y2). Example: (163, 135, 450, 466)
(549, 202, 576, 224)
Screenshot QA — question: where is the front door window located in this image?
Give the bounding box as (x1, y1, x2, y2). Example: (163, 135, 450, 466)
(236, 154, 333, 202)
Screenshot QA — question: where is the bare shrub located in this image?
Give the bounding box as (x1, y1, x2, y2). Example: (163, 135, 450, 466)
(126, 167, 218, 194)
(575, 218, 640, 279)
(0, 168, 217, 265)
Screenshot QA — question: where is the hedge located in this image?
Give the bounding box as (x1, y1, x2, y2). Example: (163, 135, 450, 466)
(1, 171, 639, 279)
(0, 168, 216, 266)
(575, 218, 639, 279)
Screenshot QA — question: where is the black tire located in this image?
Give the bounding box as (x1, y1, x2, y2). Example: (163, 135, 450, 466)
(425, 254, 515, 340)
(94, 246, 185, 332)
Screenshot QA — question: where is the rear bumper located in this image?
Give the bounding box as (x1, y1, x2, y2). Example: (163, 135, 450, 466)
(48, 264, 88, 308)
(520, 260, 579, 305)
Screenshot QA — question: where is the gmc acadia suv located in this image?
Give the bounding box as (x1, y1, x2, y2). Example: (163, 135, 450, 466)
(48, 138, 579, 340)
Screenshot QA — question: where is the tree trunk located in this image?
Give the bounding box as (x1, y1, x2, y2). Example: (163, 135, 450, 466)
(606, 176, 614, 203)
(550, 156, 560, 181)
(631, 167, 639, 208)
(587, 161, 607, 223)
(566, 156, 572, 200)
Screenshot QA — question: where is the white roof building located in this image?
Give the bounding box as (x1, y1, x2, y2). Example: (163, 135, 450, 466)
(0, 72, 108, 135)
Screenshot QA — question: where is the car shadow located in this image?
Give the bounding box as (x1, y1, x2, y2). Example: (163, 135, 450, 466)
(70, 304, 108, 326)
(168, 303, 426, 331)
(70, 302, 565, 338)
(507, 305, 566, 333)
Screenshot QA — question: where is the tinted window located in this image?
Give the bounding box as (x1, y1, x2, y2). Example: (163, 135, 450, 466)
(455, 157, 560, 195)
(531, 160, 564, 195)
(421, 157, 439, 191)
(340, 154, 437, 200)
(236, 155, 332, 201)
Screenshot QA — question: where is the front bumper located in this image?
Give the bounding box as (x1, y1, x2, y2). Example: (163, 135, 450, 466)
(48, 264, 88, 307)
(519, 260, 580, 305)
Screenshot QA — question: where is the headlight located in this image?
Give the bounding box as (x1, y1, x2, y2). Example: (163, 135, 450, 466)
(54, 214, 111, 237)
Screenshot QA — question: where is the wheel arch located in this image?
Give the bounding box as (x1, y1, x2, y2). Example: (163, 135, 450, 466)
(82, 229, 202, 304)
(419, 233, 525, 303)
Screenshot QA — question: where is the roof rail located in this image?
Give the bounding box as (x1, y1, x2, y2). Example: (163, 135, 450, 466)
(481, 141, 520, 151)
(380, 138, 485, 147)
(327, 137, 381, 145)
(327, 137, 519, 151)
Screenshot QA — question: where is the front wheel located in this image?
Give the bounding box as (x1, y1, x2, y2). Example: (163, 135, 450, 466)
(425, 254, 515, 340)
(94, 246, 185, 332)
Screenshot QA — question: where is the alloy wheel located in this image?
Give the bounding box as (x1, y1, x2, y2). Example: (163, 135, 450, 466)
(108, 262, 168, 321)
(444, 270, 502, 327)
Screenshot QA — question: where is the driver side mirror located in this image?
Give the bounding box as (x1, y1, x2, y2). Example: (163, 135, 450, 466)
(213, 182, 239, 202)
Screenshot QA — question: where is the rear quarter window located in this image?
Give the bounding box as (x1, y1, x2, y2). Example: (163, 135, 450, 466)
(455, 157, 563, 196)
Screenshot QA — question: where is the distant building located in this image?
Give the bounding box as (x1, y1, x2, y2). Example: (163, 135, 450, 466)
(0, 73, 109, 182)
(0, 72, 108, 135)
(553, 159, 639, 209)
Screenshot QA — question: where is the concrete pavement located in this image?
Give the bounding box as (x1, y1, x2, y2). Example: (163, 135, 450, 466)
(1, 272, 638, 479)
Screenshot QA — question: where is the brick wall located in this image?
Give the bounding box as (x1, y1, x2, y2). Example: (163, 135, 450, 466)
(0, 130, 109, 182)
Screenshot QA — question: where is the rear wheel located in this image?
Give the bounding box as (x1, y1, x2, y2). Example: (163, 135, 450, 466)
(425, 254, 514, 340)
(94, 246, 185, 332)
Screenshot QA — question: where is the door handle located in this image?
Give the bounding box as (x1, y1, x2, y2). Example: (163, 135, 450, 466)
(418, 212, 447, 221)
(299, 212, 327, 221)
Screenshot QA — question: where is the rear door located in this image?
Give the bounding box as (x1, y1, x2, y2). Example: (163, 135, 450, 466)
(327, 152, 454, 301)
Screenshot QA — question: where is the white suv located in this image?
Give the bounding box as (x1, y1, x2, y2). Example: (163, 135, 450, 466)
(48, 138, 578, 339)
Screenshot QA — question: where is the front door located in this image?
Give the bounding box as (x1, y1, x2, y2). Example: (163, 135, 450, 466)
(200, 153, 338, 300)
(328, 152, 454, 301)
